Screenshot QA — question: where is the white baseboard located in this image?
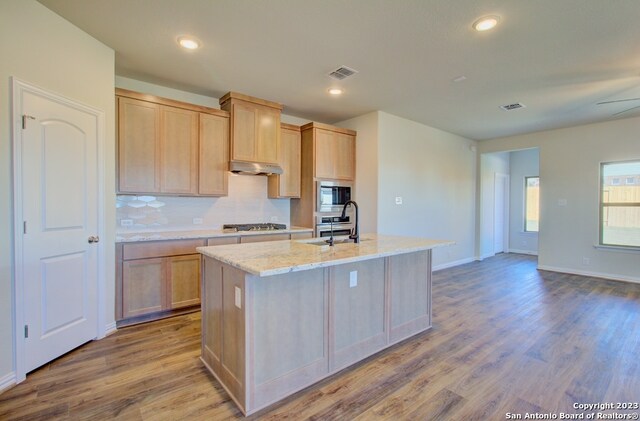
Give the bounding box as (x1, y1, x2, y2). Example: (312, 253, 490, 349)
(105, 321, 117, 336)
(0, 371, 16, 394)
(508, 248, 538, 256)
(433, 257, 475, 272)
(476, 253, 494, 261)
(537, 265, 640, 284)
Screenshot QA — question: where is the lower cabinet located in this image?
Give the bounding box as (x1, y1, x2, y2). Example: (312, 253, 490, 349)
(116, 231, 314, 325)
(117, 239, 206, 323)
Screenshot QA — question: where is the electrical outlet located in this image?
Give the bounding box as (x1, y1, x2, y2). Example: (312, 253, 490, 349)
(582, 257, 590, 266)
(395, 196, 403, 205)
(193, 218, 203, 225)
(270, 216, 279, 222)
(349, 271, 358, 288)
(234, 286, 242, 309)
(120, 219, 133, 227)
(558, 199, 568, 207)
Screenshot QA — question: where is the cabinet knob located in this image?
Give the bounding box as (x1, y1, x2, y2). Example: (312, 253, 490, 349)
(88, 235, 100, 244)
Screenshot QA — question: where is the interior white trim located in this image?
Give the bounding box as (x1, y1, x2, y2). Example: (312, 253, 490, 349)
(433, 257, 475, 272)
(537, 264, 640, 285)
(11, 77, 106, 382)
(508, 248, 538, 256)
(105, 322, 118, 336)
(593, 244, 640, 254)
(0, 372, 16, 394)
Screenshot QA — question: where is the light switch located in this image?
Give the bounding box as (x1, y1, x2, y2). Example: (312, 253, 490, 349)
(395, 196, 403, 205)
(234, 286, 242, 309)
(349, 271, 358, 288)
(558, 199, 567, 207)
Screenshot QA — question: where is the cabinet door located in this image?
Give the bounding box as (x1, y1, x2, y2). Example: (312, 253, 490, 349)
(122, 258, 166, 318)
(118, 97, 161, 193)
(199, 113, 229, 195)
(268, 126, 300, 198)
(334, 132, 355, 181)
(314, 128, 336, 179)
(160, 106, 198, 194)
(256, 106, 280, 164)
(231, 103, 257, 161)
(167, 254, 201, 309)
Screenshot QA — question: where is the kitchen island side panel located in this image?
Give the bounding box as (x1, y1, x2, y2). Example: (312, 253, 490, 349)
(247, 268, 329, 411)
(389, 250, 432, 344)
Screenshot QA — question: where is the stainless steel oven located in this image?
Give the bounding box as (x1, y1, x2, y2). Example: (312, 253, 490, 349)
(317, 181, 353, 213)
(315, 214, 354, 238)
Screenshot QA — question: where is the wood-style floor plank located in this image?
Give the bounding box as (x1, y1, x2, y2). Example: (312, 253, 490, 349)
(1, 254, 639, 420)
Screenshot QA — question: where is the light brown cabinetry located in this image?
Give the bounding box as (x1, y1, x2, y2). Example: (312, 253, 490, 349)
(302, 122, 356, 181)
(199, 112, 229, 195)
(116, 231, 313, 325)
(291, 122, 357, 229)
(117, 239, 205, 323)
(268, 123, 301, 198)
(116, 89, 229, 196)
(201, 249, 432, 416)
(220, 92, 283, 165)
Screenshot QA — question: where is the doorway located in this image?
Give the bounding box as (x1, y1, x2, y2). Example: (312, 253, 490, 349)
(494, 173, 509, 254)
(12, 79, 105, 381)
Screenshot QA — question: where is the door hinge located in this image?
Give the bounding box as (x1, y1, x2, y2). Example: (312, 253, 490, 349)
(22, 114, 36, 129)
(23, 221, 27, 234)
(24, 325, 28, 338)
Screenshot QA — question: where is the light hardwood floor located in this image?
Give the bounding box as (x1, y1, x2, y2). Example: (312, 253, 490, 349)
(1, 254, 639, 420)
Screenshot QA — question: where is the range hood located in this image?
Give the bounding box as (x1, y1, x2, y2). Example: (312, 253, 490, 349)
(229, 161, 283, 176)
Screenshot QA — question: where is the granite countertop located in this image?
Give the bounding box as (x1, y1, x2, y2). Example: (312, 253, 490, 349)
(116, 226, 313, 243)
(197, 233, 454, 277)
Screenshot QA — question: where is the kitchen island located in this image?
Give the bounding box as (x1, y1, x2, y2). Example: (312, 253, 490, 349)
(197, 234, 453, 416)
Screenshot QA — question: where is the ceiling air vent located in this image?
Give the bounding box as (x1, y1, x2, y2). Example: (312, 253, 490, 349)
(328, 66, 359, 80)
(499, 103, 526, 111)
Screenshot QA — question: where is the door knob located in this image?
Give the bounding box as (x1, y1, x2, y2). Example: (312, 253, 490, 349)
(88, 235, 100, 244)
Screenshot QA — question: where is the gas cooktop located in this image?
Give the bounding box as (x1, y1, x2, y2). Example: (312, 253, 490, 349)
(223, 223, 287, 232)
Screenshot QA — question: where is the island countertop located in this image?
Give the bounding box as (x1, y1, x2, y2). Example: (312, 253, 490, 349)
(197, 233, 454, 277)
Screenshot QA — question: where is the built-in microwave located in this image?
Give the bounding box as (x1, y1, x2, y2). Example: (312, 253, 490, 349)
(316, 181, 352, 212)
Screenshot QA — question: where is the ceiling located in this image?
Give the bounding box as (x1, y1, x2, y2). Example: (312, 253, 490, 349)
(38, 0, 640, 140)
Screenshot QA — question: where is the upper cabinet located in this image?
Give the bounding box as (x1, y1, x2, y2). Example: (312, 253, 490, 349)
(116, 89, 229, 196)
(302, 122, 356, 181)
(268, 123, 301, 198)
(219, 92, 283, 165)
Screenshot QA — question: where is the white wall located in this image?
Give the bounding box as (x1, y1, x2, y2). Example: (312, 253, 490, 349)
(0, 0, 115, 386)
(336, 111, 379, 234)
(479, 116, 640, 283)
(509, 149, 539, 255)
(378, 112, 477, 269)
(478, 152, 510, 259)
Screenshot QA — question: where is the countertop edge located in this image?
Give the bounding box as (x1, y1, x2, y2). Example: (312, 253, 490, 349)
(116, 227, 314, 243)
(197, 238, 454, 277)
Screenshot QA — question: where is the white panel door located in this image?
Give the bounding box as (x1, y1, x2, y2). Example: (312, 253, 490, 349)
(20, 88, 99, 373)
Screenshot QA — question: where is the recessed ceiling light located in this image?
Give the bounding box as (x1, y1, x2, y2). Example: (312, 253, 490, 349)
(178, 36, 200, 50)
(328, 88, 343, 96)
(473, 15, 500, 32)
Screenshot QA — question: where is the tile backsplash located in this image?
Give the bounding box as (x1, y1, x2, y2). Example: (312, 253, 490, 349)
(116, 175, 291, 231)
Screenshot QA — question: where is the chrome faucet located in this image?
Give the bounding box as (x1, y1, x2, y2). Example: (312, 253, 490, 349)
(340, 200, 359, 243)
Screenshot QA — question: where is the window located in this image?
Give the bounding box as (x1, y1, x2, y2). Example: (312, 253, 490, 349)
(525, 176, 539, 232)
(600, 160, 640, 248)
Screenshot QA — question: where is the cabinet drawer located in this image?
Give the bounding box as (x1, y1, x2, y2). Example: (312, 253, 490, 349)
(240, 233, 290, 243)
(207, 237, 239, 246)
(290, 232, 313, 240)
(123, 239, 206, 260)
